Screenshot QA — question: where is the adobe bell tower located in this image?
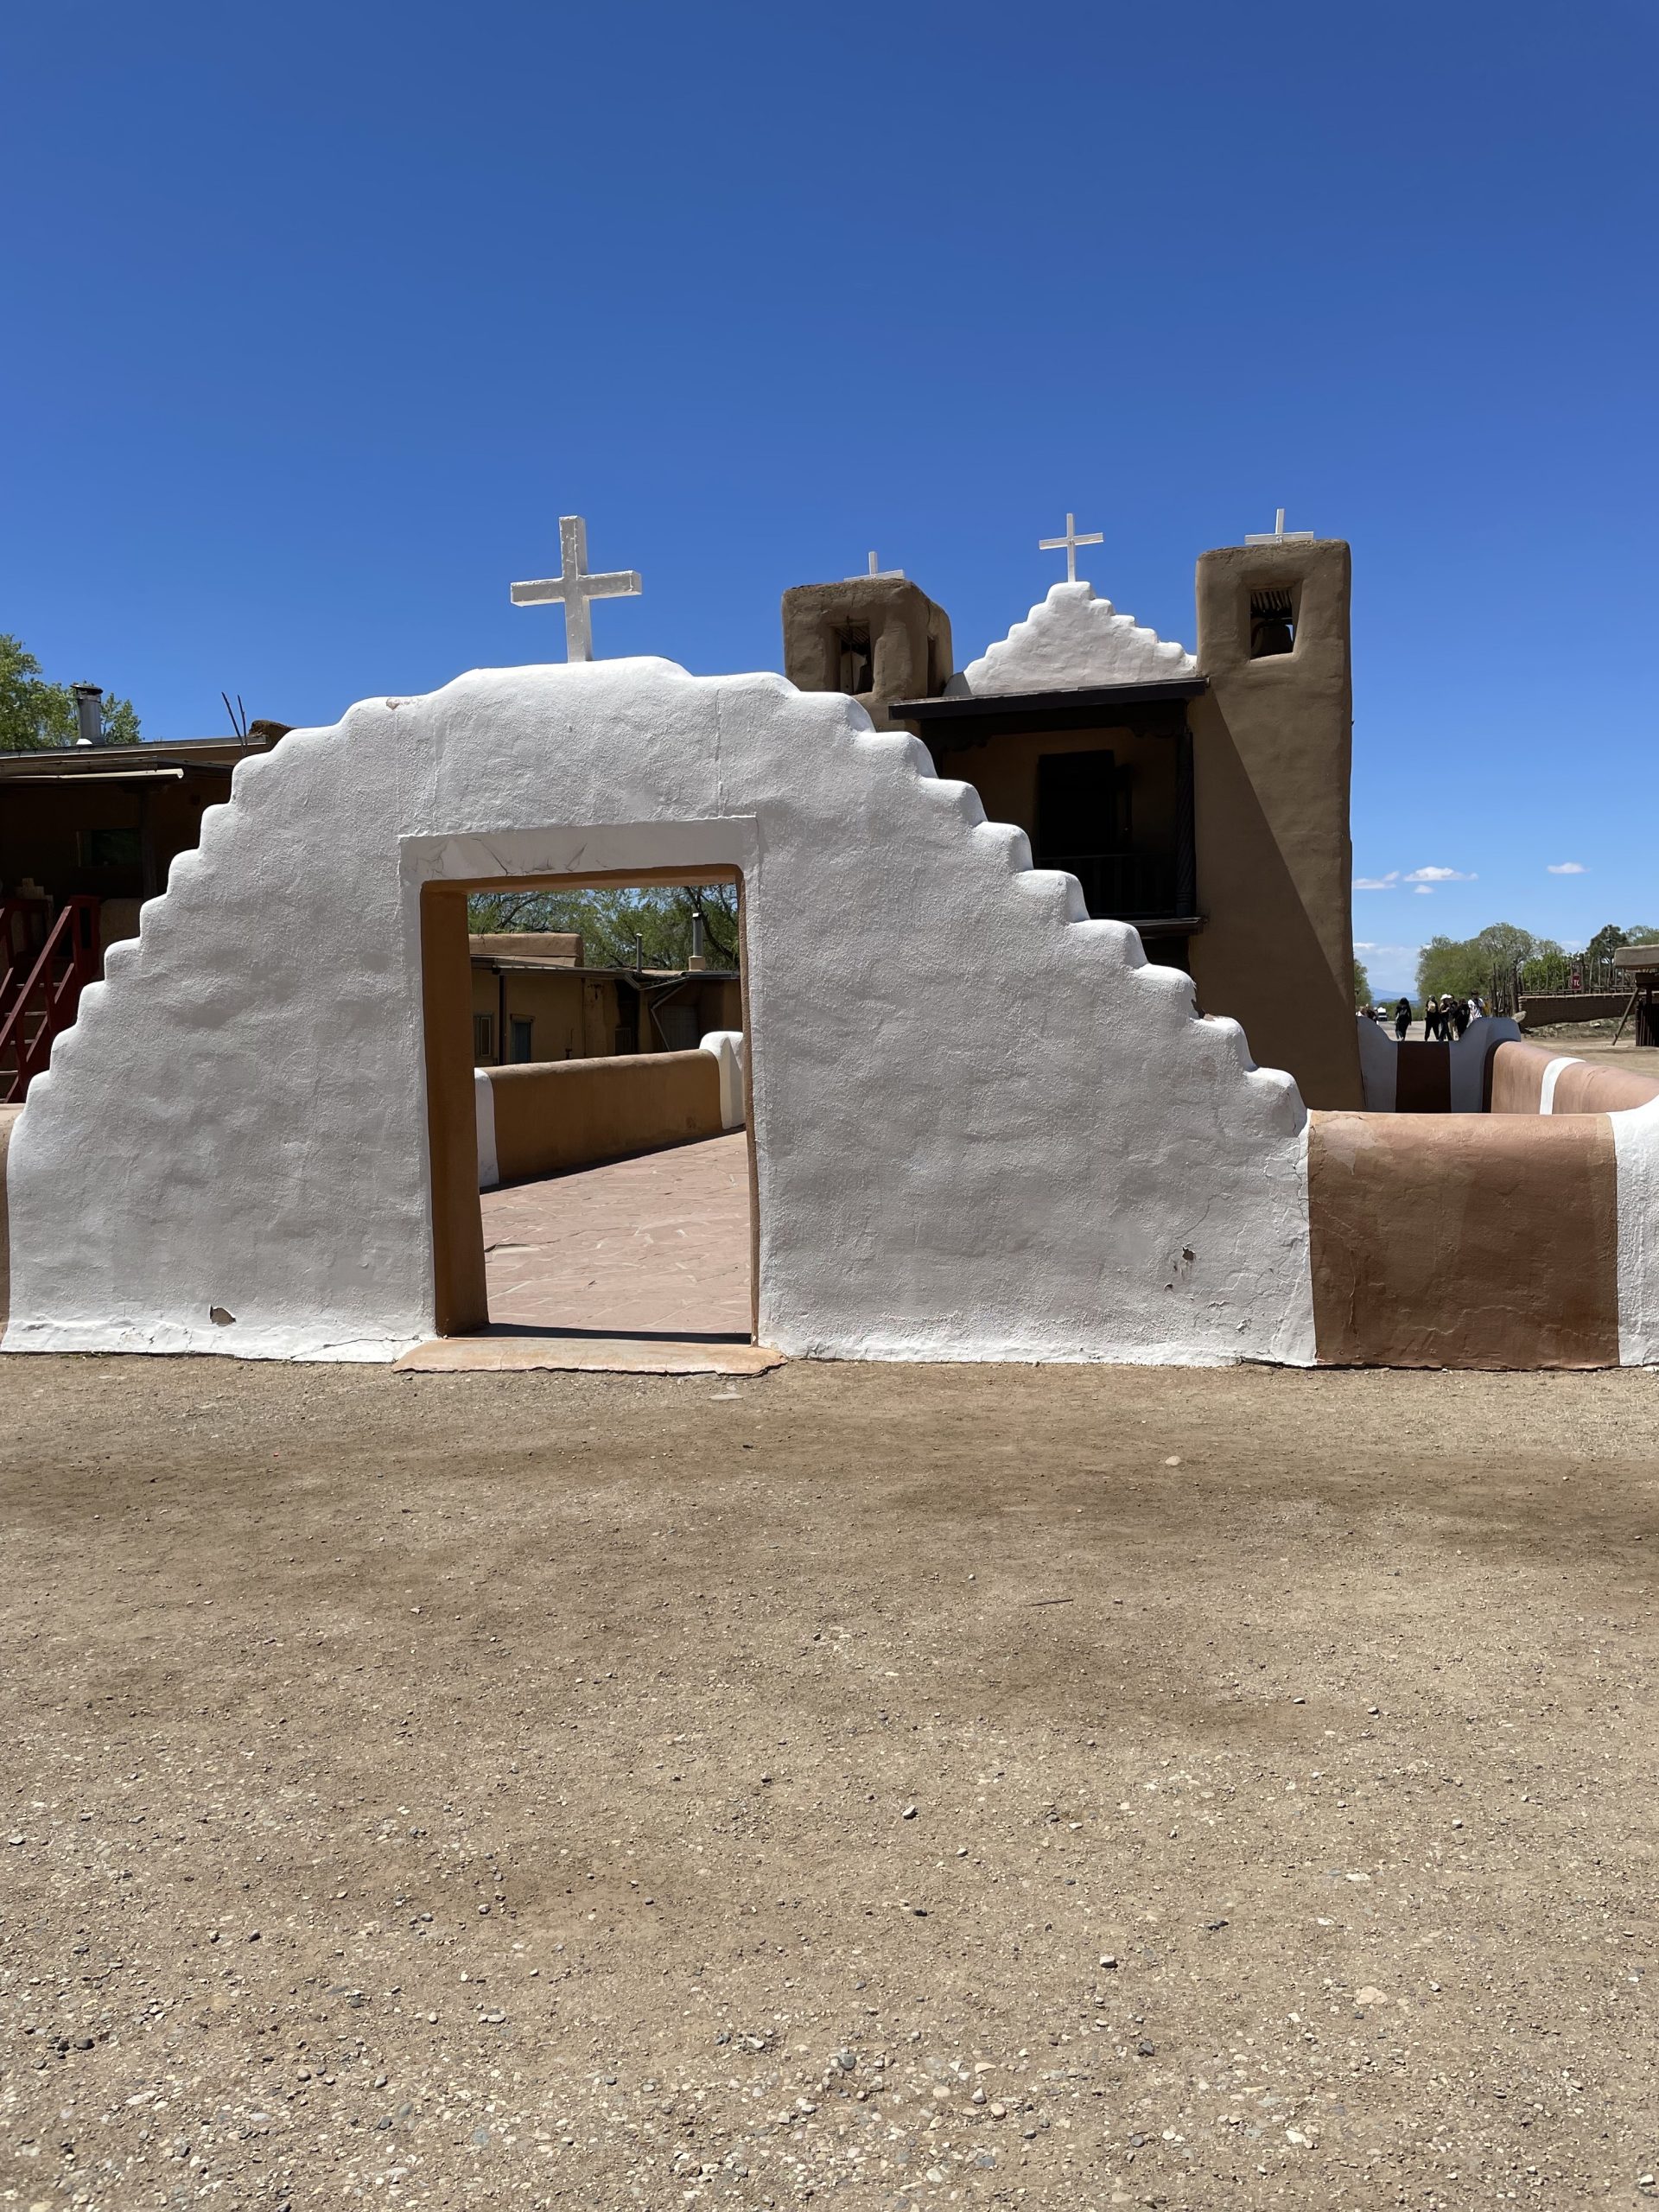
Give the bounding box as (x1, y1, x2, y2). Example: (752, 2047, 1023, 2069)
(781, 557, 953, 731)
(1186, 522, 1362, 1109)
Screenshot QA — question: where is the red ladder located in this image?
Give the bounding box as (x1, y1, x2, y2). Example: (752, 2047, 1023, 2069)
(0, 897, 103, 1103)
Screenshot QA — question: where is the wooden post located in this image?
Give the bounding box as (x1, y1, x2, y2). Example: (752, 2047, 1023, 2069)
(420, 884, 488, 1336)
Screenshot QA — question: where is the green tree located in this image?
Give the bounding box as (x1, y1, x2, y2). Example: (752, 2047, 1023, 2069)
(467, 884, 741, 969)
(1416, 923, 1564, 1004)
(0, 632, 141, 753)
(1352, 955, 1372, 1008)
(1586, 923, 1629, 964)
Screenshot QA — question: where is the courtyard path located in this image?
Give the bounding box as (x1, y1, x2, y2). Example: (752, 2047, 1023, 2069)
(481, 1131, 751, 1339)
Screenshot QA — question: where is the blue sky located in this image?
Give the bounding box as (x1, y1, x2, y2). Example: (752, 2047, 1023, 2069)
(4, 1, 1653, 995)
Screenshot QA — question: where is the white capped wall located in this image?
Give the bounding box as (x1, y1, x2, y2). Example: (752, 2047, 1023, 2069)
(2, 658, 1314, 1364)
(956, 581, 1198, 695)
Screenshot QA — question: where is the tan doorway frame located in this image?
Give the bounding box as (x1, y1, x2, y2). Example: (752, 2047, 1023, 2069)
(420, 864, 757, 1342)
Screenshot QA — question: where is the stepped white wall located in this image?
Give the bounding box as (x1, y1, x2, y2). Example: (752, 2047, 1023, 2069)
(3, 658, 1314, 1364)
(957, 581, 1198, 694)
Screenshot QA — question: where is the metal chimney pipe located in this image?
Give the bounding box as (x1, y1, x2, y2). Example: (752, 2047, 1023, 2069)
(689, 910, 708, 971)
(72, 684, 104, 747)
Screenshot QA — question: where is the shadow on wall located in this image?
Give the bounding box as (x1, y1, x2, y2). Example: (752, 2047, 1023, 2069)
(1188, 699, 1358, 1111)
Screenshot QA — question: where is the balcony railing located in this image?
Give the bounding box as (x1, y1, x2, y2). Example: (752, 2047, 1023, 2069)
(1040, 851, 1180, 921)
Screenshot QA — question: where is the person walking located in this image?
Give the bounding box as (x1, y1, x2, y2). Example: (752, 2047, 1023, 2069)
(1421, 996, 1440, 1042)
(1395, 995, 1411, 1041)
(1452, 996, 1471, 1039)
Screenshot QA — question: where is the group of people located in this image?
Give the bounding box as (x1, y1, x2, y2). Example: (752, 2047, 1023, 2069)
(1361, 995, 1487, 1042)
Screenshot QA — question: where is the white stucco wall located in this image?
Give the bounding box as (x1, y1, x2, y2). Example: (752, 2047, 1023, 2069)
(957, 581, 1198, 695)
(3, 658, 1314, 1365)
(1612, 1099, 1659, 1367)
(474, 1069, 499, 1190)
(700, 1031, 747, 1132)
(1537, 1056, 1580, 1115)
(1354, 1015, 1398, 1111)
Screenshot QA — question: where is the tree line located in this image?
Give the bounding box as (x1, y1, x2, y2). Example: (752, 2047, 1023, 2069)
(468, 885, 741, 970)
(1359, 922, 1659, 1010)
(1416, 921, 1659, 1003)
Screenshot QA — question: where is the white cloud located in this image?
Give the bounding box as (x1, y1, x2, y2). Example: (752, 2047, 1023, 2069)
(1547, 861, 1586, 874)
(1355, 872, 1400, 890)
(1405, 866, 1477, 883)
(1413, 884, 1434, 895)
(1350, 941, 1423, 992)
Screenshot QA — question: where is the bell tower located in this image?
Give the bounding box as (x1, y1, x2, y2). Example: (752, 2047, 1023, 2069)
(1186, 524, 1361, 1109)
(781, 557, 952, 731)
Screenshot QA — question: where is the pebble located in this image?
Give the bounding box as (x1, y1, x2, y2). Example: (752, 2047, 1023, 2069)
(901, 1804, 918, 1819)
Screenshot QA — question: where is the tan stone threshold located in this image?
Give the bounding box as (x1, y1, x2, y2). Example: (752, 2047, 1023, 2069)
(395, 1334, 784, 1376)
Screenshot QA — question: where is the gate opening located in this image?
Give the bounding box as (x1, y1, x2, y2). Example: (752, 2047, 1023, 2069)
(420, 866, 757, 1352)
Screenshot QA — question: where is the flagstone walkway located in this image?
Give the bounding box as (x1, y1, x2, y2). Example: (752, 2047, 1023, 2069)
(480, 1131, 752, 1339)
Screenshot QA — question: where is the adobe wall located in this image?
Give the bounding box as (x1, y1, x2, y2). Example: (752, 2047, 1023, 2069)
(1307, 1110, 1622, 1367)
(471, 963, 622, 1064)
(0, 658, 1315, 1365)
(478, 1050, 723, 1185)
(1188, 541, 1362, 1111)
(1519, 993, 1629, 1026)
(1491, 1039, 1659, 1117)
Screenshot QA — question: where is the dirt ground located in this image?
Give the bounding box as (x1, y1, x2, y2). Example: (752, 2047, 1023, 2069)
(1515, 1027, 1659, 1077)
(2, 1357, 1656, 2212)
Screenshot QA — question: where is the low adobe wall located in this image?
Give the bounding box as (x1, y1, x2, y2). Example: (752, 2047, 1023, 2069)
(1491, 1040, 1659, 1117)
(474, 1049, 725, 1188)
(1307, 1110, 1622, 1367)
(1354, 1014, 1520, 1113)
(1519, 993, 1628, 1027)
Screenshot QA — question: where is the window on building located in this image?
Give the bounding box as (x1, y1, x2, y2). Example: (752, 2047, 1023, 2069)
(473, 1014, 493, 1062)
(1249, 587, 1296, 658)
(509, 1017, 534, 1064)
(657, 1001, 701, 1052)
(834, 623, 873, 696)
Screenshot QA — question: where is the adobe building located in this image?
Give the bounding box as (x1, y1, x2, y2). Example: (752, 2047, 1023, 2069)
(0, 729, 285, 955)
(782, 531, 1361, 1109)
(467, 931, 741, 1065)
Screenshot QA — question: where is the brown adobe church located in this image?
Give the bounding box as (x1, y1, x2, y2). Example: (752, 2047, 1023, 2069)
(782, 525, 1362, 1109)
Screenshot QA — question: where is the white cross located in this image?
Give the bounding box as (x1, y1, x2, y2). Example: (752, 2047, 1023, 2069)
(844, 550, 904, 580)
(1039, 512, 1103, 584)
(510, 515, 641, 663)
(1245, 506, 1315, 546)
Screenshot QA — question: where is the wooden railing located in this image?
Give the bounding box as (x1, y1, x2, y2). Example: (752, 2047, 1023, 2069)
(0, 897, 103, 1103)
(1042, 851, 1179, 921)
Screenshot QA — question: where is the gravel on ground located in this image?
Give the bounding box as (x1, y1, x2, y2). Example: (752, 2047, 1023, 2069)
(2, 1355, 1656, 2210)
